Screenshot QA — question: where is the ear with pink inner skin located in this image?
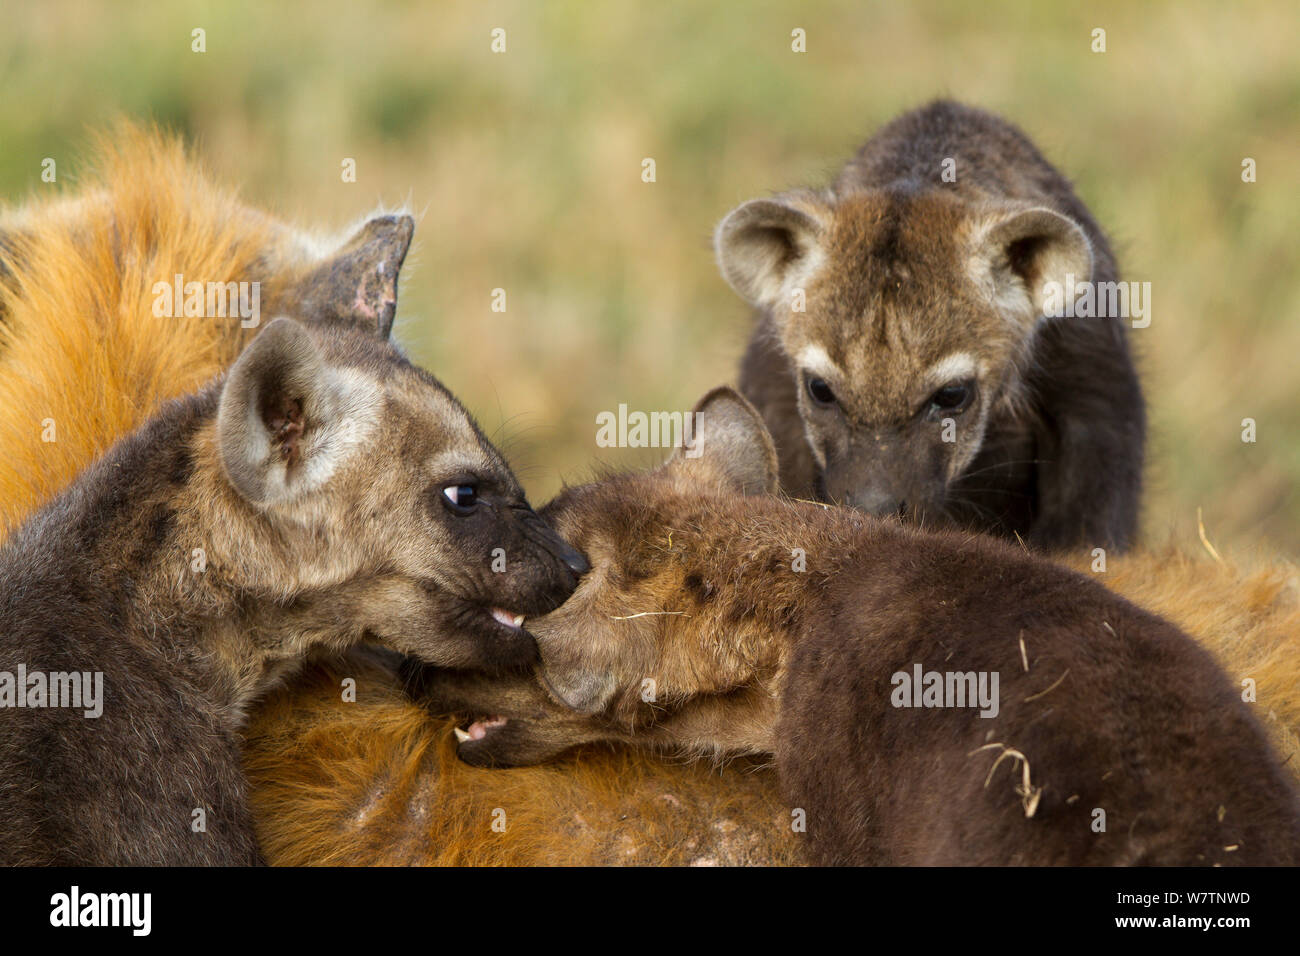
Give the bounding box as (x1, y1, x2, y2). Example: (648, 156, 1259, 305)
(291, 214, 415, 339)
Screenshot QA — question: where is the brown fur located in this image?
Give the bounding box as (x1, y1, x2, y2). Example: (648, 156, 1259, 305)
(722, 101, 1144, 550)
(3, 128, 1296, 866)
(238, 537, 1300, 866)
(424, 390, 1298, 865)
(0, 126, 586, 864)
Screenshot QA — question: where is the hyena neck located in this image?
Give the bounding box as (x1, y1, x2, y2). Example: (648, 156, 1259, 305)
(658, 494, 877, 748)
(4, 387, 338, 722)
(672, 492, 872, 607)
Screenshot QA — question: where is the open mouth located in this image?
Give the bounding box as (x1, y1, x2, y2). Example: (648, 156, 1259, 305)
(489, 607, 525, 631)
(454, 715, 509, 743)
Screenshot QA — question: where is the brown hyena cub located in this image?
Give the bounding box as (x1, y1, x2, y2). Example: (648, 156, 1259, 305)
(0, 305, 586, 865)
(719, 100, 1144, 551)
(423, 389, 1298, 866)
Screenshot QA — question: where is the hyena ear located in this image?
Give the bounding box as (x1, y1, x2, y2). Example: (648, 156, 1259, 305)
(715, 197, 827, 315)
(217, 316, 339, 506)
(292, 214, 415, 339)
(539, 662, 618, 717)
(973, 206, 1093, 325)
(667, 386, 779, 495)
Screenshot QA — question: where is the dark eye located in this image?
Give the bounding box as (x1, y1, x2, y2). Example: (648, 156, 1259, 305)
(441, 484, 478, 515)
(806, 377, 836, 406)
(929, 382, 974, 415)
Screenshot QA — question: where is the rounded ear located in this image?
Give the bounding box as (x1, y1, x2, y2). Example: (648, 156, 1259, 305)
(291, 213, 415, 338)
(667, 386, 779, 496)
(972, 206, 1093, 326)
(538, 662, 617, 717)
(216, 316, 328, 505)
(714, 197, 826, 313)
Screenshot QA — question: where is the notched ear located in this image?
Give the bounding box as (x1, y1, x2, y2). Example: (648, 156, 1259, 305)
(715, 196, 826, 313)
(217, 316, 329, 505)
(667, 386, 779, 495)
(972, 205, 1093, 325)
(294, 213, 415, 339)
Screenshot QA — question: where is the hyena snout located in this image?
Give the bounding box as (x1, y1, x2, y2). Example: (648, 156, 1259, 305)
(836, 484, 905, 517)
(506, 508, 590, 614)
(400, 653, 601, 768)
(820, 444, 947, 521)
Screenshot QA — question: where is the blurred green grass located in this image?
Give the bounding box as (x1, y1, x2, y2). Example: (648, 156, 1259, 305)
(2, 0, 1297, 552)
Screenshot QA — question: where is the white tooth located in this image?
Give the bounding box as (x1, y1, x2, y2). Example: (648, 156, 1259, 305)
(490, 607, 524, 630)
(453, 727, 471, 744)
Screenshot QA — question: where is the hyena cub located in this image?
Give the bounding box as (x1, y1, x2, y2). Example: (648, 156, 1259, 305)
(426, 389, 1299, 866)
(0, 308, 586, 865)
(719, 100, 1144, 550)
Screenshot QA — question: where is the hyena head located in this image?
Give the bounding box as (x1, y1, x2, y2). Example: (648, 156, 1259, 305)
(412, 387, 785, 766)
(210, 304, 588, 670)
(716, 187, 1092, 520)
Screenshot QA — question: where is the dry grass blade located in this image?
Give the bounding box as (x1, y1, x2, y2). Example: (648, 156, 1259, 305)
(610, 611, 689, 621)
(971, 743, 1043, 818)
(1023, 668, 1070, 703)
(1197, 507, 1226, 566)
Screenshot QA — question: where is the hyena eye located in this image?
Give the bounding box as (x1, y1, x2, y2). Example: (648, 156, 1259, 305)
(442, 484, 478, 514)
(806, 377, 837, 406)
(929, 382, 974, 415)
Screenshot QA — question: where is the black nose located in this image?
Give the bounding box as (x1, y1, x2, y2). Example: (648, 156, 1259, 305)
(557, 542, 590, 576)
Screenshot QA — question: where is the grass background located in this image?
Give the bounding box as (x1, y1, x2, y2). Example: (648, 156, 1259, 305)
(2, 0, 1297, 553)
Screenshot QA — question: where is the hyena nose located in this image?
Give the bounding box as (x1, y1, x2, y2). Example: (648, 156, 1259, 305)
(851, 489, 903, 516)
(556, 542, 590, 576)
(520, 508, 589, 580)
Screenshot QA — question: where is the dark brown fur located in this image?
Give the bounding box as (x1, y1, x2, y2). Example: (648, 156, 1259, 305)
(438, 389, 1298, 866)
(723, 101, 1144, 551)
(0, 249, 585, 866)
